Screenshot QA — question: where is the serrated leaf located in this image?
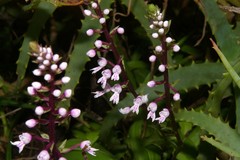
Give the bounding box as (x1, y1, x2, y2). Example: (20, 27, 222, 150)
(175, 109, 240, 157)
(16, 2, 56, 84)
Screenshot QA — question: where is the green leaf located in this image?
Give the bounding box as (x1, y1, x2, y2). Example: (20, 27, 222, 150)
(16, 2, 56, 84)
(175, 109, 240, 157)
(197, 0, 240, 61)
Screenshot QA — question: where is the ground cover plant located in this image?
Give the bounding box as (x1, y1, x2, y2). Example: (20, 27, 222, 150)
(1, 0, 240, 159)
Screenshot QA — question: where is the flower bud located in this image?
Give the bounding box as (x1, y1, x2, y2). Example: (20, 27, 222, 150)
(152, 33, 159, 39)
(155, 45, 162, 52)
(94, 40, 102, 48)
(27, 86, 35, 96)
(50, 64, 58, 71)
(166, 37, 173, 43)
(147, 81, 156, 88)
(158, 28, 164, 35)
(35, 106, 44, 115)
(58, 107, 67, 117)
(91, 2, 97, 9)
(149, 55, 156, 62)
(84, 9, 92, 16)
(173, 93, 180, 101)
(59, 157, 67, 160)
(86, 29, 94, 36)
(64, 89, 72, 98)
(163, 21, 169, 28)
(37, 150, 50, 160)
(59, 62, 68, 70)
(53, 54, 60, 62)
(158, 64, 165, 72)
(43, 60, 50, 66)
(62, 76, 71, 84)
(53, 89, 61, 97)
(25, 119, 38, 128)
(70, 108, 81, 118)
(173, 45, 180, 52)
(32, 82, 42, 90)
(117, 27, 124, 34)
(33, 69, 42, 76)
(86, 49, 96, 58)
(99, 17, 106, 24)
(103, 9, 110, 15)
(44, 74, 51, 82)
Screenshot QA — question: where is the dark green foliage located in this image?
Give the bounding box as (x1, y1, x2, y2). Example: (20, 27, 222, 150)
(1, 0, 240, 159)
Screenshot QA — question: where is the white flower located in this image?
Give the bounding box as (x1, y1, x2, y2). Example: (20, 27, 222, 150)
(10, 132, 32, 153)
(97, 69, 111, 88)
(25, 119, 38, 128)
(109, 84, 122, 104)
(70, 108, 81, 118)
(80, 140, 98, 156)
(91, 57, 107, 74)
(37, 150, 50, 160)
(155, 108, 170, 123)
(119, 107, 131, 114)
(111, 65, 121, 81)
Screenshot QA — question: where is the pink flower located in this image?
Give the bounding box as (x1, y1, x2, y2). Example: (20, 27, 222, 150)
(111, 65, 122, 81)
(10, 132, 32, 153)
(91, 57, 107, 74)
(130, 95, 148, 114)
(155, 108, 170, 123)
(80, 140, 98, 156)
(97, 69, 111, 88)
(109, 84, 122, 104)
(147, 102, 157, 121)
